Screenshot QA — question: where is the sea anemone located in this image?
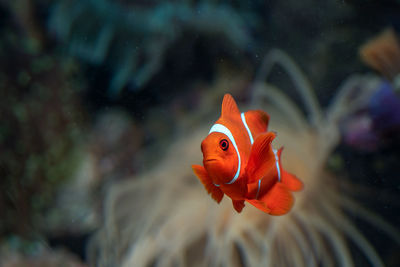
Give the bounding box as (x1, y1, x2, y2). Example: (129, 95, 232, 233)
(88, 50, 399, 266)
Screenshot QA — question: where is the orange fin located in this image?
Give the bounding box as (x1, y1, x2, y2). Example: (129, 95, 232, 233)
(359, 27, 400, 80)
(260, 182, 294, 216)
(282, 169, 303, 192)
(245, 132, 276, 184)
(221, 94, 240, 118)
(243, 110, 270, 138)
(232, 200, 245, 213)
(276, 148, 303, 192)
(192, 165, 224, 203)
(246, 199, 271, 213)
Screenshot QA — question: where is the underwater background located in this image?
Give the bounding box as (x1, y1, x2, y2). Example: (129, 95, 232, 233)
(1, 0, 400, 266)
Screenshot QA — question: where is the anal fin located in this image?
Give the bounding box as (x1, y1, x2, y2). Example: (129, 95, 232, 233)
(232, 200, 245, 213)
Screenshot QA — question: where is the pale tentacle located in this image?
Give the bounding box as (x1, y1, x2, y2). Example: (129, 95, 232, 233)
(251, 82, 309, 132)
(254, 48, 323, 127)
(317, 191, 385, 267)
(286, 215, 317, 267)
(330, 188, 400, 245)
(89, 51, 398, 267)
(326, 74, 381, 124)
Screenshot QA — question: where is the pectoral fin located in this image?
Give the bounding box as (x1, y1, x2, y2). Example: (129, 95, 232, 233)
(245, 132, 276, 184)
(243, 110, 270, 137)
(192, 165, 224, 203)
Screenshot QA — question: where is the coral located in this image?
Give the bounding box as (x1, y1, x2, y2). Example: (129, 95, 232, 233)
(88, 50, 400, 266)
(340, 79, 400, 151)
(47, 0, 253, 97)
(339, 27, 400, 151)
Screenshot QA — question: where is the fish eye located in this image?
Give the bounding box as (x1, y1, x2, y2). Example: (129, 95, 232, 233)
(219, 139, 229, 151)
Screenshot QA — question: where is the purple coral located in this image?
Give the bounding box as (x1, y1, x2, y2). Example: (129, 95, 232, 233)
(343, 80, 400, 151)
(368, 81, 400, 134)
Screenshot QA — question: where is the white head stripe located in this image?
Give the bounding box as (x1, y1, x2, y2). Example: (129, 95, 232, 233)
(241, 113, 254, 144)
(209, 124, 241, 184)
(273, 149, 281, 182)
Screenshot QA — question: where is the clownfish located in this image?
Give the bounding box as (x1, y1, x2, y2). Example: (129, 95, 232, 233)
(192, 94, 303, 215)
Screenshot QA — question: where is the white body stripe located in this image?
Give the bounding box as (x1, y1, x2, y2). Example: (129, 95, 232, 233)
(273, 149, 281, 182)
(254, 149, 280, 199)
(242, 112, 263, 199)
(241, 112, 254, 144)
(209, 124, 241, 184)
(255, 180, 261, 199)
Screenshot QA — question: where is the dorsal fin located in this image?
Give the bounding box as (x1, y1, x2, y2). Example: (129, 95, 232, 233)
(244, 110, 270, 138)
(221, 94, 240, 118)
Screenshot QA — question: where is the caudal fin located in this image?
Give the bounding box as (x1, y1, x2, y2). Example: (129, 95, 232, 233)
(276, 148, 304, 192)
(247, 182, 294, 215)
(282, 169, 303, 192)
(263, 183, 294, 215)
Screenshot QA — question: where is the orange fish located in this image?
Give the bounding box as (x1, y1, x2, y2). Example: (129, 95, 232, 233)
(192, 94, 303, 215)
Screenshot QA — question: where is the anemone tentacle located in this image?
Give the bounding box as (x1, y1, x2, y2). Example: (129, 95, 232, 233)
(89, 50, 398, 267)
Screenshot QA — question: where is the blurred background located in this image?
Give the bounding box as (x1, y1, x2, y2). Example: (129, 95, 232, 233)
(0, 0, 400, 266)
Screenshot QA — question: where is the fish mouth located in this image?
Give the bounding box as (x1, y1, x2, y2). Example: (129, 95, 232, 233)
(204, 158, 217, 163)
